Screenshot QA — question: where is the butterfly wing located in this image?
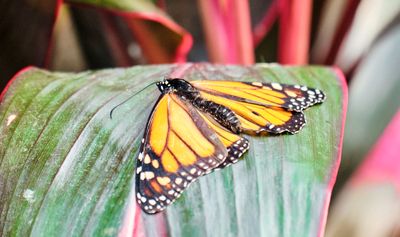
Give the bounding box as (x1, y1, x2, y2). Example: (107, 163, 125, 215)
(191, 80, 325, 134)
(136, 93, 228, 214)
(198, 112, 249, 169)
(136, 79, 325, 213)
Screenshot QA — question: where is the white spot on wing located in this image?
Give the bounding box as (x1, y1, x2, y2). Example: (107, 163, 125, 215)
(175, 178, 183, 185)
(271, 83, 283, 90)
(144, 154, 151, 164)
(252, 82, 263, 87)
(140, 172, 146, 180)
(149, 199, 156, 206)
(145, 171, 155, 180)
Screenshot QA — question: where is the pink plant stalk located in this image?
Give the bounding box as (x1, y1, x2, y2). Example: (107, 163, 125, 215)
(198, 0, 254, 64)
(278, 0, 312, 64)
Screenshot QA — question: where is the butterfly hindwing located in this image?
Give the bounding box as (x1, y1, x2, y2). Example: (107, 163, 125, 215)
(191, 80, 325, 134)
(199, 113, 249, 168)
(136, 94, 228, 214)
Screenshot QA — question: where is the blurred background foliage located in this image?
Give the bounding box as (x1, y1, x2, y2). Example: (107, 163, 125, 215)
(0, 0, 399, 236)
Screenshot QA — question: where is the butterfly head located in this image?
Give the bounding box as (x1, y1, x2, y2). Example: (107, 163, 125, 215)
(156, 78, 194, 94)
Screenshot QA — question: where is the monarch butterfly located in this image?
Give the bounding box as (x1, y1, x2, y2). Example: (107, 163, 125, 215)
(134, 78, 325, 214)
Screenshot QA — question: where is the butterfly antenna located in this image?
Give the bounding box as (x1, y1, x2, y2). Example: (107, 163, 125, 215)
(110, 81, 158, 119)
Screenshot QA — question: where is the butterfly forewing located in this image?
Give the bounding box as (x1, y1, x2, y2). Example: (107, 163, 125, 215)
(136, 94, 227, 214)
(191, 80, 325, 111)
(191, 80, 325, 134)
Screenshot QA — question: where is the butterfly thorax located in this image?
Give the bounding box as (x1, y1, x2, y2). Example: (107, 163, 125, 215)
(158, 78, 242, 134)
(156, 78, 197, 94)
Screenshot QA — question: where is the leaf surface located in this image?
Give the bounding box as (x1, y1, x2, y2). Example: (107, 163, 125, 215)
(0, 64, 346, 237)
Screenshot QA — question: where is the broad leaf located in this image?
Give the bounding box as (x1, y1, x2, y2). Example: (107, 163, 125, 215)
(0, 64, 346, 237)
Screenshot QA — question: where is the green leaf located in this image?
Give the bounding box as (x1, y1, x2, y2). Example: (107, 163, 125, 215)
(0, 64, 346, 237)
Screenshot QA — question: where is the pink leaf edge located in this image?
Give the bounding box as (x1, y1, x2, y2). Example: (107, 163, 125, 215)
(0, 66, 36, 102)
(317, 67, 348, 237)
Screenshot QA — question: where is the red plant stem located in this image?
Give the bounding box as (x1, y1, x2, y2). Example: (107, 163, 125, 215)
(197, 0, 226, 63)
(198, 0, 254, 64)
(278, 0, 312, 64)
(253, 0, 280, 47)
(231, 0, 254, 64)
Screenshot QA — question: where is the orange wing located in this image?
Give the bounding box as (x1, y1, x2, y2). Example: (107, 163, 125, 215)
(199, 113, 249, 169)
(136, 93, 231, 214)
(191, 80, 325, 134)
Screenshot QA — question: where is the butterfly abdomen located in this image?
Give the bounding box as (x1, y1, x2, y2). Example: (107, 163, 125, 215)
(193, 98, 242, 134)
